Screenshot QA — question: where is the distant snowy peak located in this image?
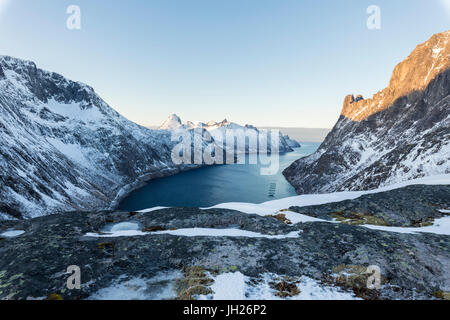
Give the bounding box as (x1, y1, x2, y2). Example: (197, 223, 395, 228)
(158, 115, 301, 153)
(283, 135, 301, 148)
(159, 115, 245, 131)
(159, 114, 184, 130)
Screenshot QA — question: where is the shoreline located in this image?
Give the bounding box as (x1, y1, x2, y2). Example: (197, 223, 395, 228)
(109, 146, 307, 213)
(108, 164, 203, 212)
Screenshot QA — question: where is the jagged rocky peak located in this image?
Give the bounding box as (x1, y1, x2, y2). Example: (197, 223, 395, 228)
(283, 31, 450, 194)
(283, 135, 301, 148)
(186, 121, 196, 128)
(158, 114, 300, 153)
(168, 113, 182, 122)
(159, 114, 183, 130)
(342, 30, 450, 121)
(1, 55, 95, 103)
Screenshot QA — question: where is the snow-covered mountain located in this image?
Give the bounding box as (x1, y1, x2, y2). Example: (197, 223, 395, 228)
(159, 114, 190, 130)
(159, 114, 300, 153)
(0, 56, 191, 220)
(283, 31, 450, 194)
(283, 135, 301, 148)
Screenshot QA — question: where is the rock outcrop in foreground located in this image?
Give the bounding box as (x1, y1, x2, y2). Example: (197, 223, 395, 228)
(283, 31, 450, 194)
(0, 185, 449, 300)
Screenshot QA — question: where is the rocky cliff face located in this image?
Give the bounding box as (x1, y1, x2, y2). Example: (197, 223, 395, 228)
(0, 56, 188, 220)
(283, 31, 450, 194)
(342, 31, 450, 121)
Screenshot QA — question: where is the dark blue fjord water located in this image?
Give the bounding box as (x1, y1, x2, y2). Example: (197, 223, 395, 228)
(119, 143, 320, 211)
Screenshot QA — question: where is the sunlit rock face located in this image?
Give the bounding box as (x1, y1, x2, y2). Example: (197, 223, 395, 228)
(342, 31, 450, 121)
(283, 31, 450, 194)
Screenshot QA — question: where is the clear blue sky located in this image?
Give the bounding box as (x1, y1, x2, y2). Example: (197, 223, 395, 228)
(0, 0, 448, 128)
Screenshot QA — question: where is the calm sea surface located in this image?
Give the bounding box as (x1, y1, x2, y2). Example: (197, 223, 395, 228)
(119, 142, 320, 211)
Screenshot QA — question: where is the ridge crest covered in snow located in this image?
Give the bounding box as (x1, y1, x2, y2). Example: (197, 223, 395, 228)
(0, 55, 188, 219)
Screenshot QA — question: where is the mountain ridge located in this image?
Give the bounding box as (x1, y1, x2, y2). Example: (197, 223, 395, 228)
(0, 55, 191, 220)
(158, 113, 301, 153)
(283, 31, 450, 194)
